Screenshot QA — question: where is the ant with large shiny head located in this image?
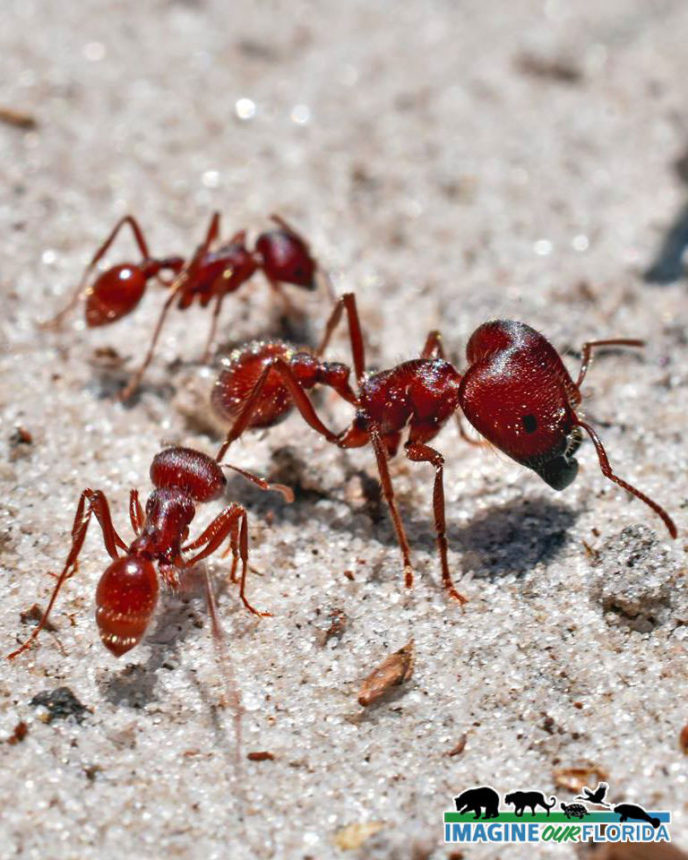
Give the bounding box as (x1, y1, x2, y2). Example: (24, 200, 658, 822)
(43, 213, 329, 400)
(8, 446, 292, 660)
(213, 293, 677, 604)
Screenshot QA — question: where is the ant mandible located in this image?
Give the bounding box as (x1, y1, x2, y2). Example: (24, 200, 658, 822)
(213, 293, 677, 604)
(43, 213, 329, 401)
(8, 446, 292, 660)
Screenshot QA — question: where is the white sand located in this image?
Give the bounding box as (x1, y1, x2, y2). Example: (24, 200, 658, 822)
(1, 1, 687, 857)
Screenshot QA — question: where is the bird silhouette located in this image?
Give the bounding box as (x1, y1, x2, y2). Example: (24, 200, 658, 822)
(576, 782, 610, 807)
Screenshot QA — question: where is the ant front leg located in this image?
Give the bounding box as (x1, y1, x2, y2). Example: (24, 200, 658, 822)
(42, 216, 152, 329)
(368, 427, 415, 589)
(404, 439, 467, 604)
(129, 489, 145, 534)
(316, 293, 367, 384)
(182, 504, 270, 617)
(7, 489, 124, 659)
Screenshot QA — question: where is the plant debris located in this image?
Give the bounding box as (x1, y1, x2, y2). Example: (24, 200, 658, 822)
(358, 639, 414, 707)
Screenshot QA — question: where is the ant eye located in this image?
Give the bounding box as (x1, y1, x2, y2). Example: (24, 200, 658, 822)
(521, 414, 537, 434)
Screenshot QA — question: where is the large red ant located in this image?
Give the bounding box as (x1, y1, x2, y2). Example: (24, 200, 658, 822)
(8, 446, 292, 660)
(213, 293, 677, 604)
(43, 213, 329, 400)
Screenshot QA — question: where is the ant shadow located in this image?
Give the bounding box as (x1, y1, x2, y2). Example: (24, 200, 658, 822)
(98, 588, 209, 709)
(324, 492, 578, 581)
(644, 199, 688, 284)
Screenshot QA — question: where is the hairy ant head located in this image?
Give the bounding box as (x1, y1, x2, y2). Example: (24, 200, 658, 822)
(150, 447, 226, 503)
(85, 264, 148, 326)
(255, 228, 317, 290)
(460, 321, 579, 487)
(95, 557, 159, 656)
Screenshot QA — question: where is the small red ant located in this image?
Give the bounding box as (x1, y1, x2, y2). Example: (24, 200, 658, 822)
(8, 446, 292, 660)
(213, 293, 677, 603)
(43, 213, 330, 400)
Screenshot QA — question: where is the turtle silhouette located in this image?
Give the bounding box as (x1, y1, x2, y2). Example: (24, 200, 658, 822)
(614, 803, 661, 828)
(560, 802, 588, 820)
(576, 782, 610, 807)
(454, 786, 500, 820)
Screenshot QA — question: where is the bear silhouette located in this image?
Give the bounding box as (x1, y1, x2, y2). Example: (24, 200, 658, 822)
(454, 786, 500, 820)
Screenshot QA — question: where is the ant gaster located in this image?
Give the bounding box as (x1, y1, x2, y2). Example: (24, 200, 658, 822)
(43, 213, 328, 400)
(8, 447, 291, 660)
(213, 293, 677, 603)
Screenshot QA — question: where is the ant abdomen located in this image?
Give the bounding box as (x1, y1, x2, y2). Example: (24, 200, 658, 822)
(85, 264, 148, 326)
(212, 341, 320, 428)
(150, 447, 226, 503)
(95, 557, 159, 656)
(255, 228, 316, 289)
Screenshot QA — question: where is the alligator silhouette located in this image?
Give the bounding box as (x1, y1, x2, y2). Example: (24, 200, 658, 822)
(505, 791, 556, 817)
(454, 786, 500, 820)
(614, 803, 661, 828)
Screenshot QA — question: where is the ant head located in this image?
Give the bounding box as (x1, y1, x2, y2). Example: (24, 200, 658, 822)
(255, 229, 317, 290)
(150, 447, 226, 503)
(85, 264, 148, 326)
(95, 557, 159, 656)
(460, 320, 580, 490)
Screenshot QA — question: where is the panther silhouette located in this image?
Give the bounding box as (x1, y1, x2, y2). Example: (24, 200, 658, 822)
(504, 791, 556, 817)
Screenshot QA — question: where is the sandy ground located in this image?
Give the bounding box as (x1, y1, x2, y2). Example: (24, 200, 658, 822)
(1, 0, 687, 858)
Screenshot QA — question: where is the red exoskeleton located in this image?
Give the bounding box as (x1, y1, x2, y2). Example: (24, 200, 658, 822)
(212, 294, 677, 604)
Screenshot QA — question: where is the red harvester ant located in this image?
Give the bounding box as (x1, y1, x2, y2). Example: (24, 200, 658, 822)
(43, 213, 330, 400)
(213, 293, 677, 603)
(8, 446, 292, 660)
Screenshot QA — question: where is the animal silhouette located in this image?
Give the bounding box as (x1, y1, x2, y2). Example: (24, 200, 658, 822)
(576, 782, 610, 807)
(560, 802, 588, 820)
(614, 803, 661, 828)
(504, 791, 556, 816)
(454, 786, 500, 820)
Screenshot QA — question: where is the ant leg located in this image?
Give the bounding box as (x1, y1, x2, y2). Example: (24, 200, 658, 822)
(577, 420, 677, 538)
(202, 290, 228, 364)
(576, 339, 645, 388)
(420, 330, 447, 360)
(216, 357, 342, 462)
(120, 213, 223, 400)
(404, 441, 468, 604)
(119, 289, 180, 400)
(316, 293, 366, 384)
(220, 462, 294, 502)
(182, 505, 271, 616)
(42, 216, 152, 329)
(270, 213, 309, 247)
(129, 489, 144, 534)
(368, 428, 415, 588)
(7, 489, 123, 659)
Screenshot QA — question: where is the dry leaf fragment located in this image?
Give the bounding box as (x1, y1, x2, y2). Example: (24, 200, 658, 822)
(553, 764, 608, 793)
(679, 724, 688, 754)
(333, 821, 385, 850)
(358, 639, 414, 706)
